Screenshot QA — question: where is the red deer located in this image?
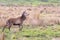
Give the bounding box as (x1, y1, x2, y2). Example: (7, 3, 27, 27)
(2, 11, 29, 32)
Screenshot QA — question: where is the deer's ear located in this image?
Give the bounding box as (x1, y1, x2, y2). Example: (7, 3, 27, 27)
(23, 11, 26, 14)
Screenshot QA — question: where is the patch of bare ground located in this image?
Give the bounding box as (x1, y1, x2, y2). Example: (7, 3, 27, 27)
(52, 37, 60, 40)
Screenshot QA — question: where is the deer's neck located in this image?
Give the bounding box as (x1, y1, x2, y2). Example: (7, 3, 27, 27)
(20, 15, 26, 21)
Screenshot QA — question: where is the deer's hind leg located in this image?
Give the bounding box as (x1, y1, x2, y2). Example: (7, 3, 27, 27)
(2, 25, 7, 32)
(2, 23, 12, 32)
(8, 23, 12, 31)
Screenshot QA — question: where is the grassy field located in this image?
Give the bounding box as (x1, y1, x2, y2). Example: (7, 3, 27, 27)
(0, 25, 60, 40)
(0, 0, 60, 6)
(0, 0, 60, 40)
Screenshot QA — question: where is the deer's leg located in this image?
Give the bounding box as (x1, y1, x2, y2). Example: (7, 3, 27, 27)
(2, 25, 7, 32)
(19, 24, 23, 31)
(8, 25, 11, 31)
(8, 23, 12, 31)
(2, 27, 5, 32)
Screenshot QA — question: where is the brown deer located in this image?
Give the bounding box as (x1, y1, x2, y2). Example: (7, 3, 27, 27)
(2, 11, 29, 32)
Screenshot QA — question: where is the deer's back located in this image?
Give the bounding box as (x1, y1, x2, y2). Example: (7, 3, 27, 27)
(7, 17, 22, 24)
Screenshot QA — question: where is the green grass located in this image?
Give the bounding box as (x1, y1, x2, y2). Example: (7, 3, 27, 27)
(0, 25, 60, 40)
(0, 0, 60, 6)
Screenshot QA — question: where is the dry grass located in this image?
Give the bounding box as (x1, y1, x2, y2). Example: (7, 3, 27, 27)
(0, 5, 60, 26)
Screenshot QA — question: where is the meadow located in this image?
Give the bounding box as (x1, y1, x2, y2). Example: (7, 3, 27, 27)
(0, 5, 60, 40)
(0, 0, 60, 6)
(0, 0, 60, 40)
(0, 25, 60, 40)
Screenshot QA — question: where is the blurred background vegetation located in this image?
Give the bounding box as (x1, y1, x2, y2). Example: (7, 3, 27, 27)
(0, 0, 60, 6)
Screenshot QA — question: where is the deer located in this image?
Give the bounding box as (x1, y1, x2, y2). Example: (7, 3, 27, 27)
(2, 11, 29, 32)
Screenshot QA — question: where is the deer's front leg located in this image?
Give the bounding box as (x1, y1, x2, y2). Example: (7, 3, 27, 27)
(19, 24, 23, 31)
